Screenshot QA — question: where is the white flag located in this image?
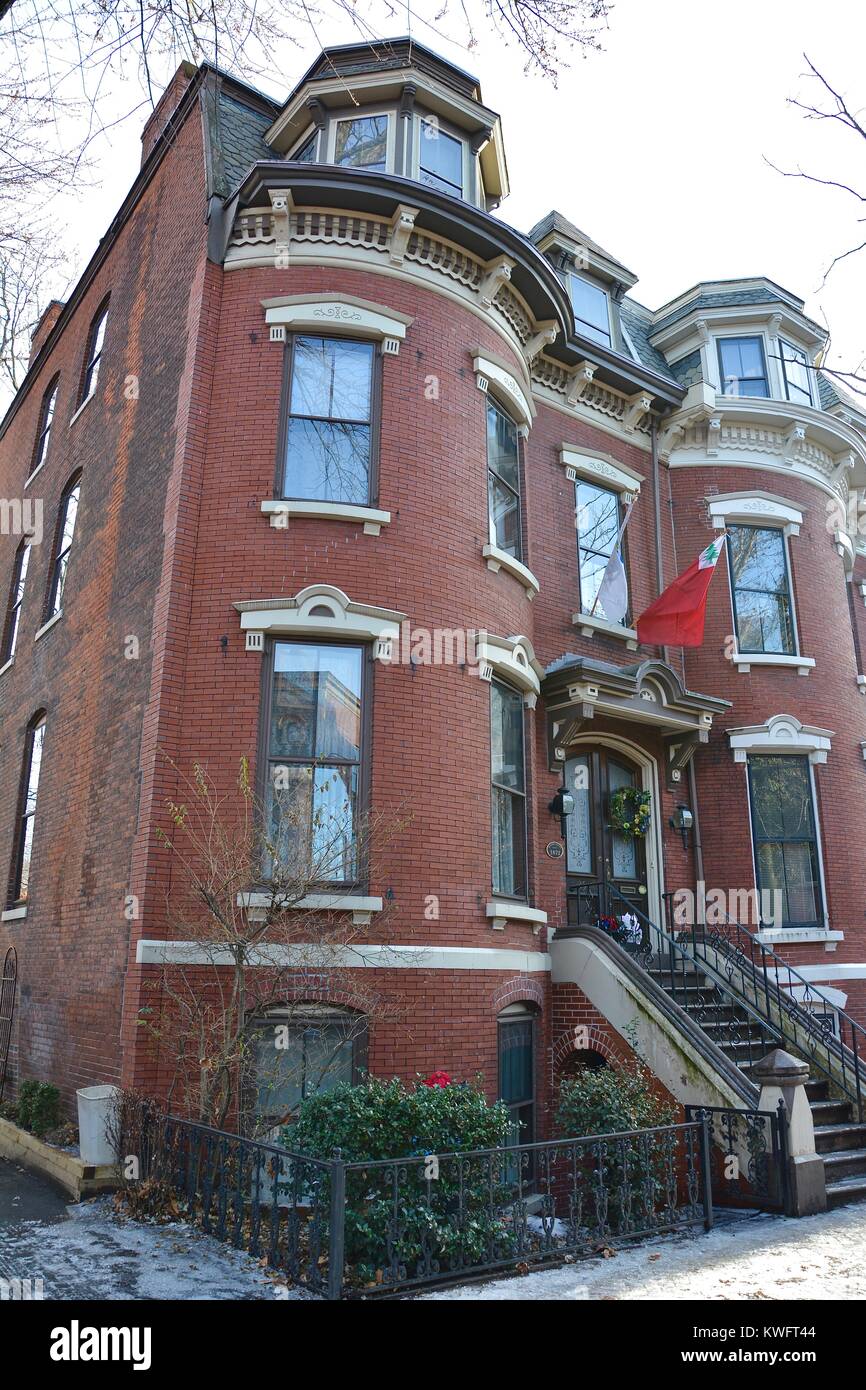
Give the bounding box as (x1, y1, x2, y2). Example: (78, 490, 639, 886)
(597, 548, 629, 625)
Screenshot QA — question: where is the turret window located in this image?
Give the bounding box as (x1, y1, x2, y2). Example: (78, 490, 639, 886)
(780, 340, 814, 407)
(718, 336, 769, 398)
(418, 120, 464, 197)
(334, 115, 388, 172)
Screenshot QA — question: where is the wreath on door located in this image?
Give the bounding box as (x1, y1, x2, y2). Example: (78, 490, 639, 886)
(608, 786, 651, 838)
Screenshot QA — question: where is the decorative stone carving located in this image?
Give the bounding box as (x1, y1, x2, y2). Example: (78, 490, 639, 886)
(389, 204, 419, 266)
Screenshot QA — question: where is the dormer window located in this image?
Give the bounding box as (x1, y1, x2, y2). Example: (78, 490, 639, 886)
(418, 119, 464, 197)
(780, 340, 813, 408)
(717, 336, 769, 398)
(334, 114, 388, 172)
(569, 274, 612, 349)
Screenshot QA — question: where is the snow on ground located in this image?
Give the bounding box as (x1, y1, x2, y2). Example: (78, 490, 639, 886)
(421, 1204, 866, 1300)
(0, 1164, 305, 1300)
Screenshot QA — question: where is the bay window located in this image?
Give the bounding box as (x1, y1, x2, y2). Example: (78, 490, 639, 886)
(728, 525, 795, 654)
(487, 398, 522, 560)
(280, 335, 377, 505)
(334, 115, 388, 171)
(491, 678, 526, 899)
(265, 640, 365, 884)
(419, 120, 464, 196)
(780, 340, 813, 407)
(748, 754, 822, 929)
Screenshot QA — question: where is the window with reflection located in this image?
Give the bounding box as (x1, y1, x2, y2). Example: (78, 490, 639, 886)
(10, 713, 46, 905)
(47, 474, 81, 619)
(253, 1006, 364, 1123)
(291, 130, 318, 163)
(727, 525, 794, 654)
(334, 115, 388, 172)
(80, 301, 109, 403)
(486, 398, 521, 559)
(1, 540, 31, 664)
(498, 1004, 536, 1152)
(569, 275, 611, 348)
(491, 679, 526, 898)
(282, 336, 376, 504)
(780, 340, 813, 407)
(418, 120, 463, 196)
(748, 754, 822, 928)
(718, 336, 769, 397)
(265, 641, 364, 883)
(575, 479, 625, 620)
(31, 377, 59, 477)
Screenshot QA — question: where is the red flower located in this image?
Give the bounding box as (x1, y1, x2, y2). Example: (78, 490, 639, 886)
(422, 1070, 452, 1088)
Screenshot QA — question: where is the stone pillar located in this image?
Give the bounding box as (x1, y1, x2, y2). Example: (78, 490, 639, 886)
(752, 1048, 827, 1216)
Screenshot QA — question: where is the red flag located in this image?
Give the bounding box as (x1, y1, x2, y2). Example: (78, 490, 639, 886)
(636, 535, 726, 648)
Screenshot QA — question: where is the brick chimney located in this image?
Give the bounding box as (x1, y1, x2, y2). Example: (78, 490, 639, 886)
(29, 299, 65, 366)
(140, 61, 198, 166)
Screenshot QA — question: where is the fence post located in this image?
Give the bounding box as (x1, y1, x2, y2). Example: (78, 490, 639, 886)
(753, 1048, 826, 1216)
(328, 1148, 347, 1301)
(698, 1113, 714, 1231)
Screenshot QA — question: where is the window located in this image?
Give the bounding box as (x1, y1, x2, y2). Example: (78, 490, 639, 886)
(80, 301, 109, 403)
(281, 336, 377, 505)
(30, 377, 59, 477)
(491, 679, 526, 898)
(1, 541, 31, 664)
(46, 474, 81, 620)
(569, 275, 612, 348)
(487, 398, 522, 559)
(780, 340, 813, 407)
(575, 479, 625, 619)
(418, 120, 463, 196)
(265, 641, 365, 884)
(728, 525, 794, 654)
(334, 115, 388, 172)
(291, 130, 318, 163)
(717, 336, 769, 397)
(748, 754, 822, 929)
(498, 1005, 536, 1150)
(253, 1007, 364, 1121)
(10, 713, 46, 905)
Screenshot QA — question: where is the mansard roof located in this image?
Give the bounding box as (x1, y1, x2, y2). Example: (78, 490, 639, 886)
(650, 276, 826, 341)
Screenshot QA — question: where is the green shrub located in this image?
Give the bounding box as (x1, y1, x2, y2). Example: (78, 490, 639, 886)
(555, 1058, 678, 1138)
(16, 1081, 61, 1138)
(284, 1076, 513, 1284)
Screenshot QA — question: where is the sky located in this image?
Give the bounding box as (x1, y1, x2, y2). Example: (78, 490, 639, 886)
(28, 0, 866, 387)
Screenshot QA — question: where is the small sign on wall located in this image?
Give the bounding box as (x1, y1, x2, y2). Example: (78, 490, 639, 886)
(545, 841, 564, 859)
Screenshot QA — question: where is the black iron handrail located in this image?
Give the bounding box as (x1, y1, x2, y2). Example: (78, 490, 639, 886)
(567, 880, 864, 1119)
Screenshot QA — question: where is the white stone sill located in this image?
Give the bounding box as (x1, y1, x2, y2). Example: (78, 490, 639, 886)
(733, 653, 815, 676)
(572, 611, 638, 649)
(0, 656, 13, 679)
(482, 544, 540, 598)
(24, 460, 45, 489)
(237, 891, 382, 926)
(69, 393, 95, 428)
(261, 499, 390, 535)
(34, 611, 63, 642)
(486, 900, 548, 935)
(1, 906, 27, 922)
(756, 928, 843, 951)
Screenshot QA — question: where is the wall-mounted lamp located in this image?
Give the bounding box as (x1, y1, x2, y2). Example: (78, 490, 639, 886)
(549, 785, 575, 839)
(670, 804, 694, 851)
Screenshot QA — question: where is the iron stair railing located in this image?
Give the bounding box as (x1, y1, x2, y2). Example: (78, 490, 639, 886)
(566, 881, 865, 1120)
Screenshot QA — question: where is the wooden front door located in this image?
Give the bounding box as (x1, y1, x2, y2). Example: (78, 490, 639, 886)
(563, 747, 649, 926)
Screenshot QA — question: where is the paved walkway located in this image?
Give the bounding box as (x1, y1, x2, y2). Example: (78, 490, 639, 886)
(422, 1203, 866, 1300)
(0, 1159, 280, 1300)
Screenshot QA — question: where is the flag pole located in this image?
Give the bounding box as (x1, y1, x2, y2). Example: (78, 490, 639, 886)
(587, 496, 635, 619)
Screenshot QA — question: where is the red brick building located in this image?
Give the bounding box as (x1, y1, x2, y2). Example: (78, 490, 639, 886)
(2, 40, 866, 1172)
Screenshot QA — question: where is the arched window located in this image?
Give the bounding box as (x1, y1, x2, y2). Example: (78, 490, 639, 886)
(29, 376, 59, 480)
(497, 1003, 537, 1149)
(253, 1005, 367, 1126)
(79, 298, 110, 404)
(45, 473, 81, 620)
(1, 540, 31, 664)
(9, 712, 46, 906)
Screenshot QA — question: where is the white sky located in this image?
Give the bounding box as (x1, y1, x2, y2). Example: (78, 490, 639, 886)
(42, 0, 866, 385)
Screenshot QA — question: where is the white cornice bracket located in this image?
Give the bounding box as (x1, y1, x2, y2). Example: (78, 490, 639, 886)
(622, 391, 653, 433)
(389, 204, 419, 266)
(524, 320, 559, 363)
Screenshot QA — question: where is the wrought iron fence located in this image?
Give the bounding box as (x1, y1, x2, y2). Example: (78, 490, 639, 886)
(123, 1105, 714, 1298)
(685, 1103, 790, 1214)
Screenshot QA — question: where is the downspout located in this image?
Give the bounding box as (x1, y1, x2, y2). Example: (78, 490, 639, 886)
(652, 416, 705, 908)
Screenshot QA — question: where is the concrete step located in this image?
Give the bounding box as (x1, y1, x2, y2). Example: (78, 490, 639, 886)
(825, 1173, 866, 1208)
(813, 1121, 866, 1153)
(810, 1098, 854, 1127)
(701, 1019, 767, 1041)
(806, 1079, 830, 1102)
(822, 1147, 866, 1182)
